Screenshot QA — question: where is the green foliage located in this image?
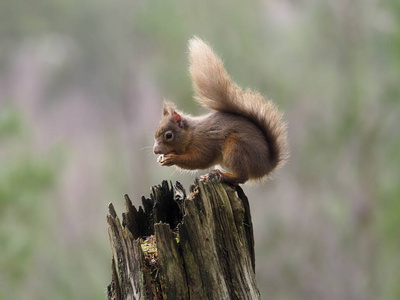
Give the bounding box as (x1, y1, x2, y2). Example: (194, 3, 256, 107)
(0, 108, 21, 138)
(0, 105, 57, 299)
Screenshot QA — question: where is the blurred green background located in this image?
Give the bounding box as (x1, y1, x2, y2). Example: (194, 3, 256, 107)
(1, 0, 399, 299)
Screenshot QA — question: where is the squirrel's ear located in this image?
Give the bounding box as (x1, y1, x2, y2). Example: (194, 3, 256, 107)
(173, 111, 184, 128)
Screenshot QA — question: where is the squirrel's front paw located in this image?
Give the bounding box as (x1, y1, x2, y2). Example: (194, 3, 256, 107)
(158, 153, 177, 166)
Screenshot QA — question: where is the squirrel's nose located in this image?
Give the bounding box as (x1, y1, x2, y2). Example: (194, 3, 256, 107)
(153, 141, 162, 155)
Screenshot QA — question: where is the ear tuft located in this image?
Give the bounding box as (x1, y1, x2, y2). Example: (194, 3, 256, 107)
(162, 99, 170, 116)
(162, 99, 177, 116)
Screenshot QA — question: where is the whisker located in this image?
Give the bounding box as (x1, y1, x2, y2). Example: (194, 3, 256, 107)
(171, 169, 178, 176)
(139, 146, 153, 151)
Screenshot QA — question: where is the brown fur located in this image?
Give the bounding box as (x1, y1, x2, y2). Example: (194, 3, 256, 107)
(153, 37, 288, 185)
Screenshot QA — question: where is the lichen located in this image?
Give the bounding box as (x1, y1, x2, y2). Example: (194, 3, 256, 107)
(140, 235, 158, 266)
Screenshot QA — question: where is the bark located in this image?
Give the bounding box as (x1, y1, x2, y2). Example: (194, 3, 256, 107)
(107, 179, 260, 300)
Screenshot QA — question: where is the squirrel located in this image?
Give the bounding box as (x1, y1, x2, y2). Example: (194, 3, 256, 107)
(153, 37, 288, 185)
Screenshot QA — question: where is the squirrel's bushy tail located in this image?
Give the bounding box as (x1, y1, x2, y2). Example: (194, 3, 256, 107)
(189, 37, 288, 172)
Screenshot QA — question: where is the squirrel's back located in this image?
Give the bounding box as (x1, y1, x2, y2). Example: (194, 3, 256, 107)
(188, 37, 288, 175)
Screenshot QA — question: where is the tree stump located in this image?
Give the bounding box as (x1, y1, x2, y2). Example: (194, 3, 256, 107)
(106, 178, 260, 300)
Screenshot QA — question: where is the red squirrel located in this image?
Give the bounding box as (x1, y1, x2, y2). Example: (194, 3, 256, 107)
(153, 37, 288, 185)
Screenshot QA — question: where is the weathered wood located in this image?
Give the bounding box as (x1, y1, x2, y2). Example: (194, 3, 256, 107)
(107, 178, 260, 300)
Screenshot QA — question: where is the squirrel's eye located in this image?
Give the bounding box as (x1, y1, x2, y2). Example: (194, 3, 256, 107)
(165, 132, 173, 140)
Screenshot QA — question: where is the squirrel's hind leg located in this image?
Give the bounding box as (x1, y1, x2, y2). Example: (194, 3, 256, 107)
(199, 136, 251, 185)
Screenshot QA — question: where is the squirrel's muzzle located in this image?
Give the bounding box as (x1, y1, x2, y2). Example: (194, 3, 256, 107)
(153, 141, 162, 155)
(153, 140, 170, 155)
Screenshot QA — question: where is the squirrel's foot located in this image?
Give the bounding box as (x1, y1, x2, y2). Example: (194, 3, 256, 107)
(200, 169, 247, 185)
(200, 169, 224, 182)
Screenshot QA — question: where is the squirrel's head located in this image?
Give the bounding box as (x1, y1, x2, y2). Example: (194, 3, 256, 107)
(153, 100, 190, 155)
